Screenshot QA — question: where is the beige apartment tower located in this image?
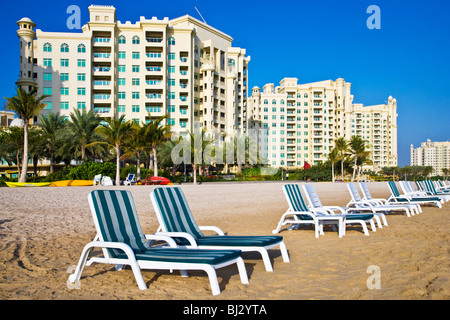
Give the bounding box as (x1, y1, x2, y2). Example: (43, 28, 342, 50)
(410, 140, 450, 176)
(248, 77, 398, 170)
(17, 5, 250, 136)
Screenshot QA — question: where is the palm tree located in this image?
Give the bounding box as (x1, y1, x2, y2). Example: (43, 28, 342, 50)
(122, 121, 148, 181)
(38, 112, 66, 173)
(145, 114, 171, 177)
(0, 126, 25, 176)
(4, 87, 48, 182)
(327, 147, 339, 183)
(95, 115, 132, 186)
(349, 135, 370, 182)
(334, 136, 349, 181)
(66, 109, 100, 161)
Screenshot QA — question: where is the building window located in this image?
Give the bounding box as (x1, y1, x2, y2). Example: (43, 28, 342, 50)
(43, 101, 52, 110)
(132, 52, 140, 59)
(132, 92, 140, 99)
(118, 65, 126, 72)
(77, 59, 86, 67)
(43, 58, 52, 67)
(168, 53, 175, 60)
(77, 102, 86, 109)
(118, 35, 126, 44)
(168, 118, 175, 125)
(132, 65, 140, 72)
(77, 73, 86, 81)
(118, 105, 125, 113)
(43, 73, 52, 81)
(60, 43, 69, 53)
(272, 99, 276, 104)
(132, 105, 140, 113)
(168, 92, 175, 100)
(43, 43, 52, 52)
(61, 102, 69, 110)
(132, 78, 140, 86)
(118, 92, 125, 99)
(132, 36, 140, 44)
(118, 78, 126, 86)
(60, 73, 69, 81)
(77, 44, 86, 53)
(168, 36, 175, 45)
(61, 59, 69, 67)
(77, 88, 86, 96)
(43, 87, 52, 95)
(118, 51, 126, 59)
(60, 87, 69, 96)
(304, 93, 308, 98)
(263, 99, 268, 105)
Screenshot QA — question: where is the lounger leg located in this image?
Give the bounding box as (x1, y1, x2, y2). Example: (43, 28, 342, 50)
(279, 242, 290, 263)
(361, 222, 370, 236)
(272, 213, 289, 234)
(68, 243, 94, 284)
(380, 213, 388, 226)
(204, 265, 221, 296)
(374, 215, 383, 228)
(258, 248, 274, 272)
(236, 257, 249, 285)
(369, 219, 376, 232)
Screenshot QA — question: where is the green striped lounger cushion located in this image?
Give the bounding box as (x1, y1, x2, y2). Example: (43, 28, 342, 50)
(117, 248, 242, 265)
(90, 190, 241, 264)
(153, 187, 283, 246)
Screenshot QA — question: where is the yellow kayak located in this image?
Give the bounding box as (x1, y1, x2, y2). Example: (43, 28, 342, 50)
(50, 180, 93, 187)
(5, 182, 52, 187)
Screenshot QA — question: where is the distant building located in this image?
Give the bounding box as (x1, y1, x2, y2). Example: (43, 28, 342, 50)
(16, 5, 250, 136)
(0, 111, 16, 127)
(410, 139, 450, 176)
(248, 77, 398, 169)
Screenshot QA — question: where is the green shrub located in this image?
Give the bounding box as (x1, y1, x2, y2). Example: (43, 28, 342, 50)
(66, 161, 116, 180)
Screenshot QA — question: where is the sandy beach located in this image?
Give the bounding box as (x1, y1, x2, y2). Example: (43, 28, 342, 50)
(0, 181, 448, 300)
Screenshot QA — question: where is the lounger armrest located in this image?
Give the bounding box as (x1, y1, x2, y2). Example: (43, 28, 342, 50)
(155, 232, 198, 248)
(199, 226, 225, 235)
(145, 234, 178, 248)
(321, 206, 346, 214)
(88, 241, 137, 261)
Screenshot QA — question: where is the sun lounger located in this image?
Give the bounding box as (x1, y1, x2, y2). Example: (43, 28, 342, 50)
(388, 181, 442, 208)
(347, 182, 412, 219)
(273, 184, 346, 238)
(302, 184, 377, 236)
(150, 186, 289, 272)
(359, 181, 421, 214)
(68, 190, 249, 295)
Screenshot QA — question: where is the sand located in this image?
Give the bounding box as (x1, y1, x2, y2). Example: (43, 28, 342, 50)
(0, 181, 449, 300)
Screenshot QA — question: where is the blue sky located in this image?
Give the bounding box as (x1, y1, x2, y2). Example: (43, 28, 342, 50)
(1, 0, 449, 166)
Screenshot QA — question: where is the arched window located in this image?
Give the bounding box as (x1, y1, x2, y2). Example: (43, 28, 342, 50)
(77, 44, 86, 53)
(304, 93, 308, 98)
(132, 36, 140, 44)
(280, 99, 285, 104)
(168, 36, 175, 45)
(43, 42, 52, 52)
(228, 59, 235, 67)
(263, 99, 268, 105)
(118, 35, 126, 44)
(272, 99, 277, 104)
(61, 43, 69, 53)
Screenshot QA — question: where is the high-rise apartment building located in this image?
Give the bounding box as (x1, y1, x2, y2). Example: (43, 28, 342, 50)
(16, 5, 250, 136)
(410, 140, 450, 176)
(248, 77, 398, 169)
